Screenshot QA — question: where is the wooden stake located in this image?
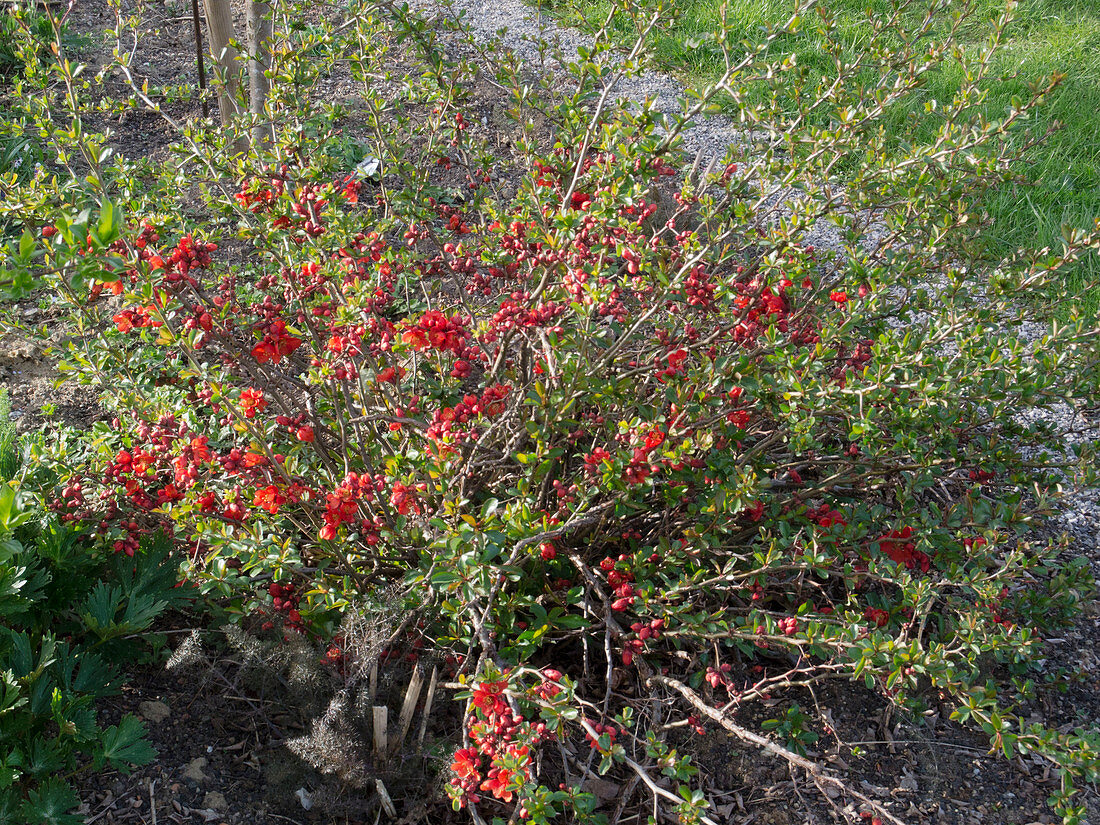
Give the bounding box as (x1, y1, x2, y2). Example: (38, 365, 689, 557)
(391, 667, 423, 754)
(189, 0, 209, 118)
(416, 665, 439, 747)
(375, 779, 397, 818)
(372, 705, 388, 757)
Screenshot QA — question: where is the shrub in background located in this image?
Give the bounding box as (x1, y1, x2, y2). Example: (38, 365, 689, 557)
(1, 0, 1100, 822)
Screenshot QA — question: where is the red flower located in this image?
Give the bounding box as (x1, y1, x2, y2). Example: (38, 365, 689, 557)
(252, 341, 277, 363)
(402, 328, 428, 349)
(451, 747, 481, 781)
(253, 320, 302, 364)
(471, 679, 508, 718)
(865, 607, 890, 627)
(240, 388, 267, 418)
(254, 485, 285, 514)
(480, 767, 516, 803)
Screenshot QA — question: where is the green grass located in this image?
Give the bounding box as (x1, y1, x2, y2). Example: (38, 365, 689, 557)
(555, 0, 1100, 316)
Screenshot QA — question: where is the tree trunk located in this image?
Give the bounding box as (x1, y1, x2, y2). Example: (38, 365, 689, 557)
(247, 0, 273, 146)
(201, 0, 240, 129)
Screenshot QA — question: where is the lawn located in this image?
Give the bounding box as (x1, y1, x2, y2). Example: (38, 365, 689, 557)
(557, 0, 1100, 315)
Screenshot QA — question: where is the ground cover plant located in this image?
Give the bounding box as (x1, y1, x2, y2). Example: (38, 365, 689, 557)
(553, 0, 1100, 316)
(1, 0, 1100, 822)
(0, 390, 185, 823)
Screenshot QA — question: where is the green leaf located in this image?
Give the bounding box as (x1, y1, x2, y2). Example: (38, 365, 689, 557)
(96, 200, 121, 245)
(97, 715, 156, 771)
(24, 739, 65, 778)
(69, 651, 119, 698)
(0, 485, 32, 532)
(17, 230, 34, 264)
(0, 670, 25, 716)
(0, 788, 23, 823)
(19, 777, 81, 825)
(80, 582, 123, 633)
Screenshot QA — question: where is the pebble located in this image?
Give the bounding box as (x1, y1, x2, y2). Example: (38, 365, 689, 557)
(183, 756, 208, 783)
(138, 699, 171, 723)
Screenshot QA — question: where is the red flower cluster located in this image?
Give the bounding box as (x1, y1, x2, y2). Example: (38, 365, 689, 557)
(600, 555, 638, 615)
(426, 384, 512, 445)
(623, 617, 664, 666)
(491, 293, 566, 331)
(235, 167, 287, 212)
(252, 319, 303, 365)
(449, 676, 546, 811)
(865, 607, 890, 628)
(320, 472, 385, 540)
(875, 526, 930, 572)
(657, 348, 689, 381)
(705, 662, 733, 689)
(683, 264, 716, 309)
(583, 719, 619, 751)
(157, 234, 217, 284)
(583, 447, 612, 475)
(402, 310, 470, 354)
(113, 304, 161, 333)
(239, 387, 267, 418)
(265, 580, 303, 632)
(811, 504, 848, 529)
(622, 428, 666, 485)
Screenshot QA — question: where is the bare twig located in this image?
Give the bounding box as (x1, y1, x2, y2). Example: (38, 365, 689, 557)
(650, 675, 908, 825)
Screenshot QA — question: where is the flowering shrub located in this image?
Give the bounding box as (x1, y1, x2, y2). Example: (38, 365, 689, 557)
(3, 0, 1100, 821)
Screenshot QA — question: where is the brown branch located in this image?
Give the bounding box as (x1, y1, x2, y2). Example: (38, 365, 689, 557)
(649, 674, 908, 825)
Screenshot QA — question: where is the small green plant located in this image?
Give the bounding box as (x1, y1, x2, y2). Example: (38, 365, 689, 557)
(0, 392, 191, 822)
(761, 704, 819, 756)
(0, 5, 81, 81)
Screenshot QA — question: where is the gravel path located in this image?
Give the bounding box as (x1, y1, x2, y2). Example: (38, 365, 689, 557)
(411, 0, 741, 164)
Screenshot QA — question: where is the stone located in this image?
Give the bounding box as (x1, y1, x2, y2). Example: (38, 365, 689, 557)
(138, 700, 171, 723)
(182, 757, 208, 783)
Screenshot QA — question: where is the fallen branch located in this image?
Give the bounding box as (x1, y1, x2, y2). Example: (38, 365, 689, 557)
(649, 674, 908, 825)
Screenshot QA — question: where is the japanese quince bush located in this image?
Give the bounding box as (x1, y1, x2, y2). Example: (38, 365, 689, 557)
(6, 0, 1100, 821)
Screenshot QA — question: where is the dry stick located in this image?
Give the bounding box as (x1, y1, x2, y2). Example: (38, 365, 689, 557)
(372, 705, 389, 757)
(610, 774, 642, 825)
(650, 675, 908, 825)
(375, 779, 397, 818)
